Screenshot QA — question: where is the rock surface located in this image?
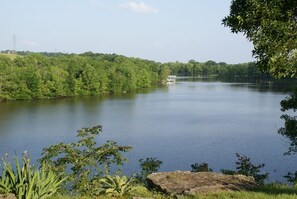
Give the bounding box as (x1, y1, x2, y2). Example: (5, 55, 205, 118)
(147, 171, 258, 195)
(0, 194, 17, 199)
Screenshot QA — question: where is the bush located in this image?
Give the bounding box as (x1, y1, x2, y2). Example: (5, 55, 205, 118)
(191, 162, 213, 172)
(38, 125, 132, 195)
(284, 171, 297, 186)
(137, 157, 162, 185)
(99, 175, 134, 196)
(221, 153, 268, 185)
(0, 152, 66, 199)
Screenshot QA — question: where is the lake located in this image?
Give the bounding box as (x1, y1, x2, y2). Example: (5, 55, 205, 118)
(0, 79, 296, 182)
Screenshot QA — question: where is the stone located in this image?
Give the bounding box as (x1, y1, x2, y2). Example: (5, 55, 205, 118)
(147, 171, 258, 195)
(0, 194, 17, 199)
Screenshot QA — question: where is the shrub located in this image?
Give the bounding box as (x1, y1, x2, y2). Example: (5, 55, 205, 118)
(137, 157, 162, 185)
(0, 152, 66, 199)
(191, 162, 213, 172)
(38, 125, 132, 195)
(99, 175, 134, 196)
(221, 153, 268, 185)
(284, 171, 297, 186)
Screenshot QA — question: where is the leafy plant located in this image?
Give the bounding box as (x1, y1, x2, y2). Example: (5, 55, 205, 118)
(221, 153, 268, 185)
(191, 162, 213, 172)
(284, 171, 297, 186)
(38, 125, 132, 195)
(222, 0, 297, 78)
(278, 90, 297, 155)
(137, 157, 162, 184)
(220, 169, 236, 175)
(99, 175, 134, 197)
(0, 152, 66, 199)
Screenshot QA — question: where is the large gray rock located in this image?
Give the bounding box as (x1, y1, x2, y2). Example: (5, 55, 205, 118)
(147, 171, 258, 195)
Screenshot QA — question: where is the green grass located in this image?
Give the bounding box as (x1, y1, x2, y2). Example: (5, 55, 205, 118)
(0, 53, 22, 59)
(48, 184, 297, 199)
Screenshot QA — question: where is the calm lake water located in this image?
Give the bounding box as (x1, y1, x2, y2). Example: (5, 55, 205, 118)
(0, 79, 296, 182)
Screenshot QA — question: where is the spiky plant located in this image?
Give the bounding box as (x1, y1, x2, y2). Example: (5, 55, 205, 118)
(0, 153, 67, 199)
(99, 175, 134, 197)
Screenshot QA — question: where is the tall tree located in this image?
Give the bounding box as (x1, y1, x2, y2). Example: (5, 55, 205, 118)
(222, 0, 297, 78)
(223, 1, 297, 156)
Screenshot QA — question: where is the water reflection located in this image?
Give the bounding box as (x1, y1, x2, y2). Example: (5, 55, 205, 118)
(177, 76, 296, 93)
(0, 80, 296, 182)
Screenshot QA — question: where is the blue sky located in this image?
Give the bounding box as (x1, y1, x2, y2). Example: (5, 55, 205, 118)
(0, 0, 254, 63)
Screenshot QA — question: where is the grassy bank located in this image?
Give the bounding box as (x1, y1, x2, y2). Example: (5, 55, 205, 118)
(48, 184, 297, 199)
(0, 53, 22, 59)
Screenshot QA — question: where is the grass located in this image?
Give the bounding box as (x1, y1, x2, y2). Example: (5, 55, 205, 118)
(0, 53, 22, 59)
(48, 184, 297, 199)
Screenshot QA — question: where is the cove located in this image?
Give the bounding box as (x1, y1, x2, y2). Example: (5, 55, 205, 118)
(0, 79, 296, 182)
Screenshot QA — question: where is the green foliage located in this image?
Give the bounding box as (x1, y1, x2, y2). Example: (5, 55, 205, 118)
(166, 60, 267, 80)
(47, 183, 297, 199)
(222, 0, 297, 78)
(278, 89, 297, 186)
(38, 125, 132, 195)
(139, 157, 163, 174)
(284, 171, 297, 186)
(0, 53, 164, 101)
(0, 51, 273, 101)
(278, 89, 297, 155)
(98, 175, 134, 197)
(190, 162, 213, 172)
(0, 152, 66, 199)
(221, 153, 268, 185)
(137, 157, 162, 184)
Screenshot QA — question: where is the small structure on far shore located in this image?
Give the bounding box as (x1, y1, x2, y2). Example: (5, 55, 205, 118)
(166, 75, 177, 84)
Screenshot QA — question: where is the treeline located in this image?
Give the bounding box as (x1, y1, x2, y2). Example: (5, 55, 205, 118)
(0, 51, 273, 101)
(0, 52, 169, 100)
(165, 60, 270, 79)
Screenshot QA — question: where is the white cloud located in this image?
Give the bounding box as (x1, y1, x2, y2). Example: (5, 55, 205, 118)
(22, 40, 39, 47)
(120, 2, 158, 14)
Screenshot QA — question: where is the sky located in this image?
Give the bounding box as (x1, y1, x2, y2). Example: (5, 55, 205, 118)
(0, 0, 255, 64)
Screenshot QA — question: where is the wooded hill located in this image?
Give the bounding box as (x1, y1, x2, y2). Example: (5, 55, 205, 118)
(0, 52, 169, 100)
(0, 51, 268, 100)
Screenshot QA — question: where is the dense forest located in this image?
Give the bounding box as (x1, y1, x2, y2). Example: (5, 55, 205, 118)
(0, 52, 170, 100)
(0, 51, 270, 101)
(165, 60, 269, 79)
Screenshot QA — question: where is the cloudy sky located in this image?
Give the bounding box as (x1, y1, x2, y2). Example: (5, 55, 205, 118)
(0, 0, 254, 63)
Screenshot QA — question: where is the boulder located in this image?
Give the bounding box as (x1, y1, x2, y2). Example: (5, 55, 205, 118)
(147, 171, 258, 195)
(0, 194, 17, 199)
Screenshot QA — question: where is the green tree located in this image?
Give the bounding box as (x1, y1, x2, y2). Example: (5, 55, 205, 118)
(107, 67, 125, 93)
(38, 125, 132, 195)
(222, 0, 297, 78)
(191, 162, 213, 172)
(279, 90, 297, 155)
(159, 65, 170, 84)
(0, 56, 13, 99)
(0, 52, 163, 100)
(81, 64, 100, 95)
(223, 0, 297, 159)
(137, 157, 162, 185)
(25, 66, 43, 98)
(221, 153, 268, 185)
(136, 69, 151, 88)
(42, 65, 69, 97)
